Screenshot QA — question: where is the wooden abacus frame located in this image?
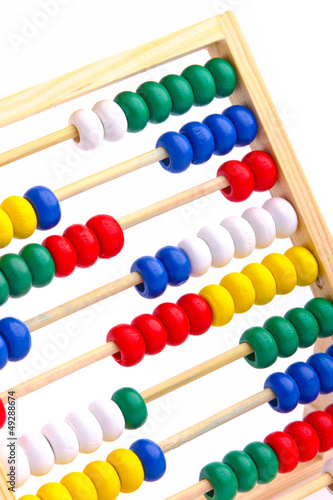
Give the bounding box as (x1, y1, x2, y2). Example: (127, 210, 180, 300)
(0, 10, 332, 500)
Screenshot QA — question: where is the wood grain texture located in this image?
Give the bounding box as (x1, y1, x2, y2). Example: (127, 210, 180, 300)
(276, 472, 332, 500)
(0, 17, 225, 128)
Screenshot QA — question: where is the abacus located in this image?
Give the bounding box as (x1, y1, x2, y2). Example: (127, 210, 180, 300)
(0, 9, 332, 500)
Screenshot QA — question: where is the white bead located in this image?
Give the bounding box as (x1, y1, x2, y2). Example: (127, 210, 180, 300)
(68, 109, 104, 151)
(220, 216, 256, 258)
(92, 100, 128, 142)
(0, 441, 30, 488)
(89, 398, 125, 442)
(262, 197, 298, 238)
(178, 236, 212, 277)
(65, 409, 103, 453)
(242, 207, 276, 249)
(18, 432, 55, 476)
(197, 224, 235, 268)
(322, 457, 333, 494)
(42, 421, 79, 465)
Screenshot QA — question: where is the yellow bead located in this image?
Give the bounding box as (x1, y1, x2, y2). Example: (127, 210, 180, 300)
(83, 461, 120, 500)
(284, 246, 318, 286)
(0, 208, 14, 248)
(19, 496, 41, 500)
(241, 263, 276, 305)
(261, 253, 297, 295)
(61, 472, 97, 500)
(106, 449, 144, 494)
(1, 196, 37, 239)
(37, 483, 72, 500)
(219, 272, 256, 314)
(199, 284, 235, 326)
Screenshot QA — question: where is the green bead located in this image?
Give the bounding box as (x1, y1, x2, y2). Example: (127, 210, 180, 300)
(199, 462, 238, 500)
(304, 298, 333, 338)
(0, 254, 32, 298)
(114, 91, 149, 132)
(0, 271, 9, 306)
(159, 75, 194, 115)
(263, 316, 299, 358)
(205, 58, 237, 98)
(240, 327, 278, 369)
(111, 387, 147, 429)
(284, 308, 319, 348)
(181, 65, 216, 106)
(136, 82, 172, 124)
(19, 244, 55, 288)
(223, 450, 258, 493)
(243, 442, 278, 485)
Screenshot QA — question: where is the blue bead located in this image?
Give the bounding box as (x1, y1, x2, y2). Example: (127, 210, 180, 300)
(264, 372, 300, 413)
(130, 439, 166, 482)
(131, 256, 169, 299)
(307, 353, 333, 394)
(285, 362, 321, 404)
(24, 186, 61, 230)
(0, 317, 31, 362)
(179, 122, 215, 164)
(0, 335, 9, 370)
(156, 131, 193, 173)
(155, 246, 191, 287)
(326, 345, 333, 358)
(202, 114, 236, 155)
(222, 105, 258, 147)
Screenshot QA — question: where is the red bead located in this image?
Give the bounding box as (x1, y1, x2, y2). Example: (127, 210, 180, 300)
(153, 303, 190, 346)
(0, 399, 6, 428)
(217, 160, 255, 202)
(131, 314, 168, 355)
(325, 404, 333, 418)
(42, 235, 77, 277)
(176, 293, 212, 336)
(242, 151, 278, 192)
(284, 421, 320, 462)
(304, 411, 333, 452)
(106, 324, 146, 367)
(86, 214, 124, 259)
(264, 431, 299, 473)
(63, 224, 100, 268)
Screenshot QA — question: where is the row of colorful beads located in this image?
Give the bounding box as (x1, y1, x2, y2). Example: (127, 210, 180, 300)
(200, 399, 333, 499)
(18, 350, 333, 500)
(68, 58, 237, 150)
(0, 104, 257, 250)
(0, 245, 318, 370)
(0, 387, 147, 487)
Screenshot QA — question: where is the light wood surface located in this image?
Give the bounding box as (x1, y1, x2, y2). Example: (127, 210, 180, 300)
(0, 16, 225, 129)
(54, 147, 168, 202)
(25, 272, 143, 332)
(276, 472, 332, 500)
(141, 343, 252, 403)
(159, 388, 274, 453)
(0, 125, 78, 168)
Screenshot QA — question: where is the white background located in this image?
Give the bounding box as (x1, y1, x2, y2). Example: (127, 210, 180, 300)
(0, 0, 332, 499)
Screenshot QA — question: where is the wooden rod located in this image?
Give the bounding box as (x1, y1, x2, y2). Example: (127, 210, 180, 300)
(0, 342, 119, 403)
(276, 472, 333, 500)
(0, 126, 78, 168)
(141, 343, 253, 404)
(0, 340, 253, 406)
(25, 272, 143, 332)
(118, 176, 228, 230)
(165, 479, 212, 500)
(159, 388, 274, 453)
(54, 147, 168, 202)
